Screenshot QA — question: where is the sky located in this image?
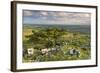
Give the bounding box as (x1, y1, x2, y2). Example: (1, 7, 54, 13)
(23, 10, 91, 25)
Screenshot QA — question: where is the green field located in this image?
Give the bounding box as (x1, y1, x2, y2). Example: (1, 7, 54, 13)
(23, 24, 91, 63)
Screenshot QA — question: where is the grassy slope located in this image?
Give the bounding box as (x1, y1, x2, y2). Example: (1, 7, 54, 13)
(23, 26, 91, 62)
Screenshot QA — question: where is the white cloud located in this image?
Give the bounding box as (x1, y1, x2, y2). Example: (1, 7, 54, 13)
(40, 11, 48, 16)
(23, 11, 33, 16)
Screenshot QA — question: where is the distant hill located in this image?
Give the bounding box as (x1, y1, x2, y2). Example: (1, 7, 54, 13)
(23, 24, 91, 34)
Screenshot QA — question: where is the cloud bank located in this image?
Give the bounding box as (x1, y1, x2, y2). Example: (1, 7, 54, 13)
(23, 10, 91, 25)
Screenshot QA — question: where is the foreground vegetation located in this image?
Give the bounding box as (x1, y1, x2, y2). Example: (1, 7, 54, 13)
(23, 25, 91, 62)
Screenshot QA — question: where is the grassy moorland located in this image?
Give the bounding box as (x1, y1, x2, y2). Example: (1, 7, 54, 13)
(23, 24, 91, 63)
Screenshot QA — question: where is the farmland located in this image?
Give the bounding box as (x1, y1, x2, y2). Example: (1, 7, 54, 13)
(23, 24, 91, 63)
